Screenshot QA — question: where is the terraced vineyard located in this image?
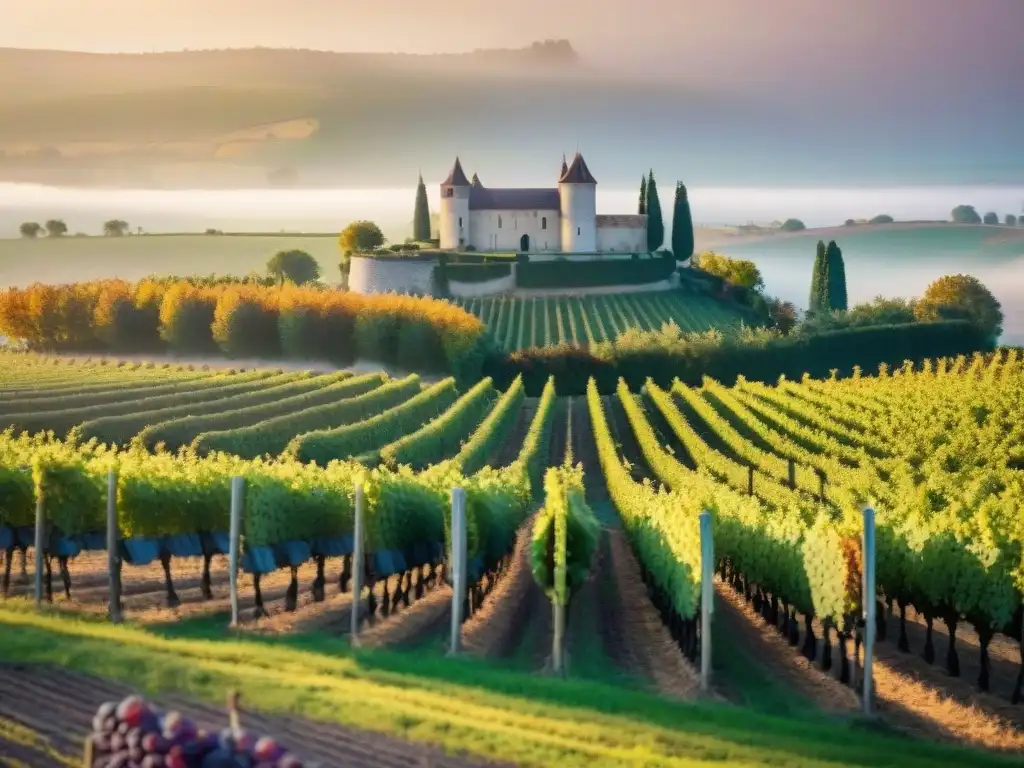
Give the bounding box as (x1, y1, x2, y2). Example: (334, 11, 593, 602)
(453, 291, 747, 350)
(2, 350, 1023, 766)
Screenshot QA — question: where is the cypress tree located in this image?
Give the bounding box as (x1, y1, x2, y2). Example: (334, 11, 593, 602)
(825, 240, 848, 311)
(645, 170, 664, 251)
(671, 181, 695, 260)
(809, 240, 828, 314)
(413, 174, 431, 242)
(638, 175, 648, 215)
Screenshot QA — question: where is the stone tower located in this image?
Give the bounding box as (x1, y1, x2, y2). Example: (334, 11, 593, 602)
(439, 157, 471, 250)
(558, 152, 597, 253)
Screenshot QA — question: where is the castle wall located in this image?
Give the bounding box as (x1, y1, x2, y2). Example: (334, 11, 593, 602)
(348, 255, 436, 296)
(469, 209, 560, 252)
(448, 268, 517, 298)
(597, 224, 647, 254)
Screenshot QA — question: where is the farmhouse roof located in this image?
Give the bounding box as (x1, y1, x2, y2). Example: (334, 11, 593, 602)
(441, 157, 470, 186)
(558, 152, 597, 184)
(469, 185, 560, 211)
(596, 214, 646, 228)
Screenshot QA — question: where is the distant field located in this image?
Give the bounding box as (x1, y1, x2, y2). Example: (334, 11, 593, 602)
(455, 292, 749, 351)
(0, 233, 343, 286)
(719, 223, 1024, 345)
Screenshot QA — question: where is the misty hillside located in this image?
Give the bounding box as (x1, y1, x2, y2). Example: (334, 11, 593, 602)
(0, 42, 1020, 189)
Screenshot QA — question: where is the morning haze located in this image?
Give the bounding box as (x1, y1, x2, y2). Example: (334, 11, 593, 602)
(0, 0, 1021, 188)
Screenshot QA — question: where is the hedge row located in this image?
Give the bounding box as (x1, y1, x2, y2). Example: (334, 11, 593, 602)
(137, 371, 370, 452)
(451, 375, 526, 474)
(515, 252, 676, 289)
(1, 371, 277, 439)
(486, 320, 990, 396)
(0, 280, 487, 384)
(379, 377, 498, 469)
(193, 374, 414, 459)
(0, 365, 210, 400)
(0, 371, 230, 415)
(69, 372, 307, 446)
(288, 378, 460, 466)
(444, 262, 513, 284)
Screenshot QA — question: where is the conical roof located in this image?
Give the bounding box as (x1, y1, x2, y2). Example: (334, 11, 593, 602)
(559, 152, 597, 184)
(442, 157, 470, 186)
(471, 172, 483, 187)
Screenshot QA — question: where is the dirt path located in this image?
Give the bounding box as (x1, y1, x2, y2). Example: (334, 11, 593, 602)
(0, 664, 509, 768)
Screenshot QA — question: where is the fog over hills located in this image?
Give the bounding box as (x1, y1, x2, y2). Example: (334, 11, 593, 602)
(0, 24, 1020, 189)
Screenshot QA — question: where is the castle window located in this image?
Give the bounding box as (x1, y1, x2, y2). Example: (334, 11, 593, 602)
(445, 188, 453, 198)
(577, 226, 581, 236)
(498, 215, 502, 228)
(458, 217, 463, 228)
(542, 217, 547, 230)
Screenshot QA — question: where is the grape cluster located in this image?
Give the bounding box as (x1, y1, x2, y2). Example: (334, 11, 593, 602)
(88, 695, 306, 767)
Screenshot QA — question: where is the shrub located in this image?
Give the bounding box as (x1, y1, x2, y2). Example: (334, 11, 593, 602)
(692, 252, 764, 291)
(211, 285, 281, 358)
(158, 283, 220, 354)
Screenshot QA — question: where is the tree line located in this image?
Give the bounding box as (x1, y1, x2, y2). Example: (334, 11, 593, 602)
(19, 220, 135, 238)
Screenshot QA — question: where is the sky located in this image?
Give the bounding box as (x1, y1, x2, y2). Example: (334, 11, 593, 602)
(3, 0, 1022, 97)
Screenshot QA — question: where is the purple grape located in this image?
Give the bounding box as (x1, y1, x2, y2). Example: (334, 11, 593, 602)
(110, 732, 126, 752)
(90, 732, 112, 754)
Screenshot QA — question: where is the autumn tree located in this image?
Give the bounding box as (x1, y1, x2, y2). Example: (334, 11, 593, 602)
(339, 220, 386, 254)
(694, 251, 764, 291)
(266, 250, 321, 286)
(915, 274, 1002, 341)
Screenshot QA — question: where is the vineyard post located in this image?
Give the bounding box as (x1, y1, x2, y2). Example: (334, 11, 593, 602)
(699, 511, 714, 693)
(33, 482, 44, 607)
(350, 483, 365, 647)
(106, 470, 122, 624)
(862, 506, 877, 716)
(448, 487, 467, 656)
(228, 476, 244, 628)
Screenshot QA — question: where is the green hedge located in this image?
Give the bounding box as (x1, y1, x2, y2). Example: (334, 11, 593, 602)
(447, 262, 513, 283)
(193, 374, 417, 459)
(1, 371, 276, 439)
(288, 378, 459, 466)
(135, 372, 378, 452)
(515, 252, 676, 289)
(485, 320, 990, 396)
(69, 372, 306, 445)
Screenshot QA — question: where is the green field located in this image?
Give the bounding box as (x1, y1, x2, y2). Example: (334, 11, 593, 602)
(0, 233, 343, 288)
(455, 292, 749, 351)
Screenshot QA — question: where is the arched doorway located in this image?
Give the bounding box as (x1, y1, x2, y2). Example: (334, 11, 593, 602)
(520, 234, 530, 252)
